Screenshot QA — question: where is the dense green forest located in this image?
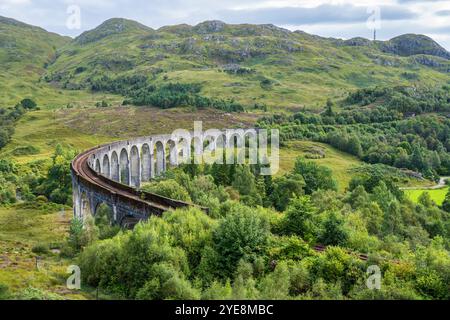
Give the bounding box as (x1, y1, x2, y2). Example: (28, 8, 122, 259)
(66, 159, 450, 300)
(89, 75, 245, 112)
(258, 86, 450, 180)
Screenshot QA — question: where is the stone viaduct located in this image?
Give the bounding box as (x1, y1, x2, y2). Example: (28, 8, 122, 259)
(71, 128, 265, 228)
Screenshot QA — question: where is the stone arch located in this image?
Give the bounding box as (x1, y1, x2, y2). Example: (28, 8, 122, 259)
(203, 134, 216, 151)
(177, 138, 190, 165)
(154, 140, 165, 176)
(141, 143, 152, 182)
(214, 133, 227, 164)
(130, 145, 140, 187)
(216, 133, 227, 149)
(94, 201, 115, 224)
(119, 148, 130, 185)
(111, 151, 120, 182)
(203, 132, 224, 164)
(95, 158, 101, 173)
(167, 140, 178, 167)
(102, 154, 110, 178)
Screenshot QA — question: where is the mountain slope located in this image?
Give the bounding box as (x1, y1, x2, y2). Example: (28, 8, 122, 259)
(0, 16, 71, 105)
(1, 17, 449, 110)
(0, 16, 69, 74)
(43, 20, 450, 111)
(0, 16, 121, 107)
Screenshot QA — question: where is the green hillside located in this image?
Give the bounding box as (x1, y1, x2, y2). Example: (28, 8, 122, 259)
(0, 16, 69, 105)
(0, 16, 121, 107)
(41, 19, 450, 111)
(0, 16, 69, 73)
(1, 16, 449, 111)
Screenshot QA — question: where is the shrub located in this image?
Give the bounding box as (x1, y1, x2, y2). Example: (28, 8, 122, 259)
(68, 216, 98, 252)
(213, 204, 270, 277)
(19, 98, 37, 110)
(268, 235, 314, 262)
(281, 196, 319, 243)
(142, 179, 191, 202)
(269, 174, 305, 211)
(442, 190, 450, 213)
(293, 158, 338, 194)
(309, 247, 364, 295)
(31, 243, 49, 255)
(136, 263, 200, 300)
(14, 287, 63, 300)
(258, 261, 290, 300)
(0, 284, 10, 300)
(162, 208, 216, 270)
(319, 212, 349, 246)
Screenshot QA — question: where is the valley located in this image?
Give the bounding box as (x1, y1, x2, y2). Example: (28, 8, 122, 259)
(0, 14, 449, 300)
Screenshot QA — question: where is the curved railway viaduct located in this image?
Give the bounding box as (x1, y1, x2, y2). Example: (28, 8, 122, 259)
(71, 128, 273, 228)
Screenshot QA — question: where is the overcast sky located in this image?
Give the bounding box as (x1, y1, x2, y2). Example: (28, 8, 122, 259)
(1, 0, 449, 50)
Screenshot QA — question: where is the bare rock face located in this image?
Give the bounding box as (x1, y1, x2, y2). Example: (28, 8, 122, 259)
(341, 37, 372, 47)
(410, 55, 450, 73)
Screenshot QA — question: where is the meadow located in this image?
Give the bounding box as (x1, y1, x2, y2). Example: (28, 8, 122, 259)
(0, 205, 87, 299)
(405, 188, 449, 206)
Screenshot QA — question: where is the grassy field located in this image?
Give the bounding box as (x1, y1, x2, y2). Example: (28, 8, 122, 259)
(56, 105, 262, 138)
(0, 110, 111, 164)
(278, 140, 433, 192)
(404, 188, 449, 205)
(0, 205, 89, 299)
(0, 75, 123, 109)
(279, 140, 363, 191)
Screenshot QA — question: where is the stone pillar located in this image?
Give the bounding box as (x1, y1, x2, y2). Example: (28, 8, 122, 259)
(149, 152, 154, 179)
(113, 204, 118, 223)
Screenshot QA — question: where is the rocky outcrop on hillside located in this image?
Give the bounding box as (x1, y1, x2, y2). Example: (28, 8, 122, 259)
(380, 34, 450, 60)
